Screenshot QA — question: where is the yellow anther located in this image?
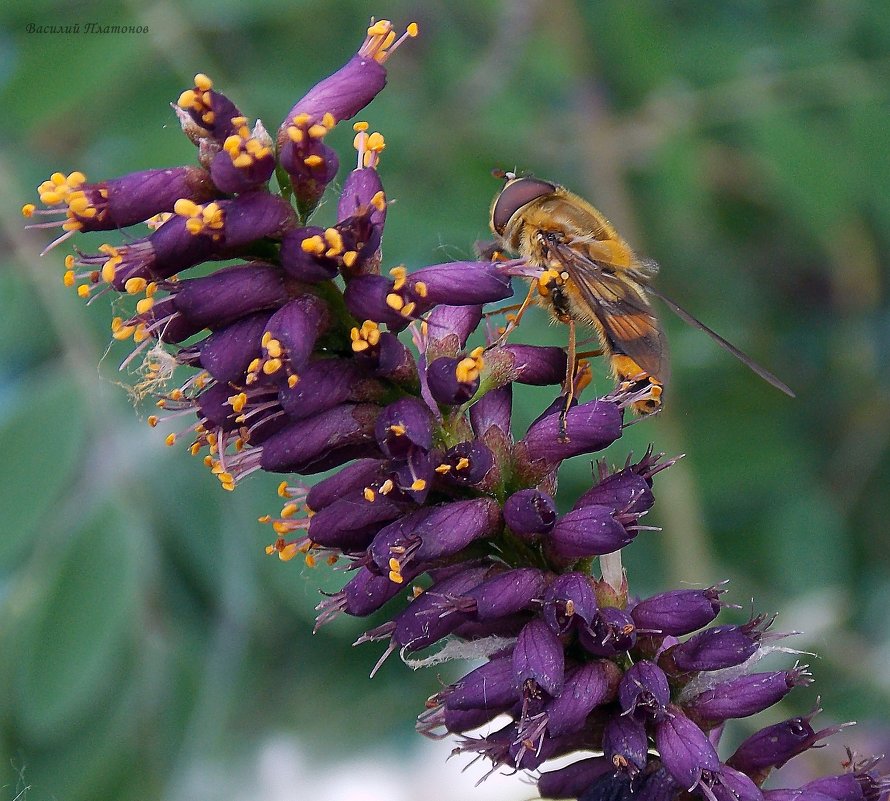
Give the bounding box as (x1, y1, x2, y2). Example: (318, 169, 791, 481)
(413, 281, 428, 298)
(281, 502, 299, 518)
(379, 479, 394, 495)
(277, 481, 290, 498)
(307, 124, 327, 139)
(288, 127, 304, 144)
(407, 22, 419, 37)
(293, 113, 312, 127)
(389, 423, 406, 436)
(389, 570, 403, 584)
(63, 271, 75, 287)
(389, 265, 407, 286)
(367, 132, 386, 152)
(228, 392, 248, 412)
(410, 478, 427, 491)
(261, 331, 273, 347)
(342, 250, 358, 268)
(265, 339, 283, 358)
(75, 283, 90, 299)
(287, 375, 299, 388)
(456, 457, 471, 471)
(435, 464, 451, 474)
(304, 552, 316, 567)
(147, 415, 159, 427)
(322, 113, 336, 128)
(324, 227, 343, 253)
(303, 155, 324, 168)
(189, 442, 202, 456)
(400, 301, 416, 318)
(353, 121, 369, 132)
(301, 235, 326, 255)
(352, 339, 369, 353)
(174, 198, 200, 217)
(263, 358, 282, 374)
(136, 297, 154, 315)
(385, 292, 404, 311)
(21, 203, 35, 217)
(363, 487, 376, 502)
(165, 433, 177, 446)
(371, 191, 386, 211)
(279, 543, 299, 561)
(368, 20, 391, 36)
(272, 521, 290, 535)
(388, 556, 401, 573)
(565, 599, 575, 616)
(194, 73, 213, 90)
(248, 357, 262, 373)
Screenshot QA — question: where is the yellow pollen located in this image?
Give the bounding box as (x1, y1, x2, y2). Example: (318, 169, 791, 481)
(165, 433, 177, 446)
(261, 331, 273, 347)
(307, 124, 327, 138)
(389, 423, 406, 436)
(279, 543, 299, 561)
(303, 155, 324, 168)
(370, 191, 386, 211)
(277, 481, 290, 498)
(259, 515, 272, 524)
(265, 339, 283, 358)
(413, 281, 428, 298)
(367, 20, 391, 36)
(456, 457, 471, 470)
(407, 22, 419, 37)
(367, 132, 386, 152)
(363, 487, 376, 502)
(147, 415, 159, 427)
(301, 235, 326, 255)
(400, 301, 416, 317)
(388, 570, 404, 584)
(342, 250, 358, 268)
(287, 375, 299, 388)
(352, 340, 369, 352)
(135, 298, 154, 315)
(385, 293, 404, 311)
(263, 358, 282, 374)
(410, 479, 427, 491)
(565, 599, 575, 616)
(63, 271, 75, 287)
(281, 502, 299, 518)
(304, 553, 317, 568)
(379, 479, 394, 495)
(353, 121, 369, 132)
(194, 73, 213, 90)
(21, 203, 35, 217)
(293, 113, 312, 127)
(435, 464, 451, 474)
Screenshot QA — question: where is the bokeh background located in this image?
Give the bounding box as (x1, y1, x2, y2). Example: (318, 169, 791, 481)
(2, 1, 889, 799)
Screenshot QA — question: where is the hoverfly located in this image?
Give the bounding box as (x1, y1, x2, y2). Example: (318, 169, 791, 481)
(489, 173, 794, 434)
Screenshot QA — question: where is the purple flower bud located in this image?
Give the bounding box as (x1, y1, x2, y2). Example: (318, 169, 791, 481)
(710, 766, 765, 801)
(687, 666, 813, 723)
(426, 356, 480, 405)
(544, 660, 619, 737)
(543, 573, 598, 634)
(259, 402, 379, 474)
(424, 305, 483, 353)
(277, 358, 374, 420)
(407, 261, 513, 306)
(438, 655, 518, 711)
(315, 564, 421, 628)
(307, 493, 407, 550)
(665, 618, 769, 673)
(374, 397, 433, 458)
(619, 660, 671, 720)
(545, 504, 636, 562)
(631, 766, 684, 801)
(537, 757, 614, 800)
(520, 398, 623, 468)
(305, 458, 387, 512)
(728, 708, 845, 777)
(801, 758, 890, 801)
(513, 618, 565, 697)
(219, 191, 296, 249)
(198, 311, 271, 383)
(434, 441, 494, 489)
(603, 713, 649, 772)
(170, 262, 289, 329)
(470, 385, 512, 438)
(449, 568, 546, 621)
(579, 606, 637, 657)
(504, 489, 557, 538)
(575, 468, 655, 516)
(655, 705, 721, 791)
(630, 585, 726, 637)
(501, 344, 568, 385)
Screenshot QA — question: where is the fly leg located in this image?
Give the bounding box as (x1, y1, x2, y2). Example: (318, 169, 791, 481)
(558, 316, 577, 442)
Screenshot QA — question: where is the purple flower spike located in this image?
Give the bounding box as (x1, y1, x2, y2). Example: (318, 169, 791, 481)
(543, 660, 620, 737)
(537, 757, 614, 800)
(686, 665, 814, 724)
(579, 606, 637, 657)
(520, 398, 623, 469)
(545, 504, 636, 562)
(618, 660, 670, 720)
(374, 397, 433, 458)
(197, 311, 271, 383)
(655, 705, 721, 791)
(503, 488, 557, 539)
(630, 585, 726, 637)
(728, 708, 846, 778)
(170, 262, 289, 329)
(513, 618, 565, 697)
(543, 572, 598, 634)
(603, 713, 649, 773)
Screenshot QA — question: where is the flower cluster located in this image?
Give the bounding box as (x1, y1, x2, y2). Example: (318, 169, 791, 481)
(25, 18, 888, 801)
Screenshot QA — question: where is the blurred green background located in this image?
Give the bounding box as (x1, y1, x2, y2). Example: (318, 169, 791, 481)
(2, 1, 889, 799)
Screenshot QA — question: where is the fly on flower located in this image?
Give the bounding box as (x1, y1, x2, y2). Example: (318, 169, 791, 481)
(489, 173, 795, 435)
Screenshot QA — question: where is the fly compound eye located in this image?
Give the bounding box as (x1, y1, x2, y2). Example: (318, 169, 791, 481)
(490, 177, 557, 236)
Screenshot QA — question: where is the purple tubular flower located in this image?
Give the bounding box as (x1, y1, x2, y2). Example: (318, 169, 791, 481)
(618, 660, 671, 720)
(543, 660, 620, 737)
(728, 709, 845, 778)
(545, 504, 636, 562)
(140, 296, 205, 343)
(35, 166, 218, 233)
(374, 397, 433, 458)
(197, 311, 271, 383)
(279, 227, 341, 282)
(630, 586, 726, 637)
(448, 568, 546, 621)
(170, 262, 289, 329)
(519, 399, 623, 467)
(195, 383, 240, 431)
(575, 468, 655, 516)
(579, 606, 637, 657)
(307, 494, 407, 550)
(577, 771, 634, 801)
(259, 403, 380, 473)
(436, 654, 518, 711)
(500, 344, 568, 385)
(315, 564, 421, 629)
(603, 713, 649, 773)
(686, 665, 814, 723)
(263, 294, 330, 374)
(425, 356, 480, 405)
(221, 191, 295, 247)
(664, 619, 767, 673)
(434, 442, 495, 490)
(503, 488, 557, 538)
(537, 757, 614, 800)
(336, 168, 386, 275)
(513, 618, 565, 697)
(424, 305, 483, 353)
(277, 358, 374, 420)
(177, 74, 243, 141)
(801, 758, 890, 801)
(407, 261, 513, 306)
(305, 458, 387, 512)
(655, 705, 721, 791)
(711, 766, 765, 801)
(209, 121, 276, 194)
(344, 274, 412, 329)
(543, 573, 598, 634)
